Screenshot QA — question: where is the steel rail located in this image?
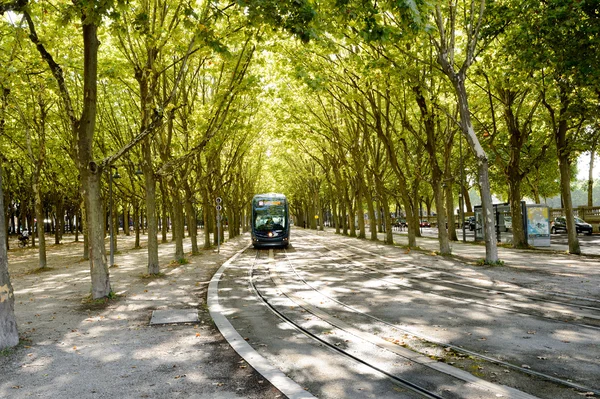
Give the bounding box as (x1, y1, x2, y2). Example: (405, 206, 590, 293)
(249, 249, 446, 399)
(298, 231, 600, 329)
(286, 230, 600, 396)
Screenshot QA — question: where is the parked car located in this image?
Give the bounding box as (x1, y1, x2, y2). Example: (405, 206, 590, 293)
(419, 220, 431, 228)
(550, 216, 593, 235)
(392, 218, 407, 229)
(464, 216, 476, 231)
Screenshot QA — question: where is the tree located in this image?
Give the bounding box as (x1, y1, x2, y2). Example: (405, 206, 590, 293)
(5, 0, 173, 297)
(12, 1, 114, 297)
(473, 62, 552, 248)
(427, 0, 498, 262)
(0, 169, 19, 350)
(504, 0, 600, 253)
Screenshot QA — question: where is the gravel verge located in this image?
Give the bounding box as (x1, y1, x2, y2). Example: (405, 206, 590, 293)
(0, 232, 283, 399)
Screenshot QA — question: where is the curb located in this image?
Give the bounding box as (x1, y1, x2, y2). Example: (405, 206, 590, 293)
(208, 244, 316, 399)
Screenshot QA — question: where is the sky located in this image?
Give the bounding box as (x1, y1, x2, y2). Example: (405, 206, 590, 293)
(577, 153, 600, 181)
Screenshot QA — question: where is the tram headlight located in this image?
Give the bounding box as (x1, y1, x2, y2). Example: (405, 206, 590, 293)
(268, 232, 273, 237)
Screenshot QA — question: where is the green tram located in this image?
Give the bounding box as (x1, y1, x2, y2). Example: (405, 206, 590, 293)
(251, 193, 290, 248)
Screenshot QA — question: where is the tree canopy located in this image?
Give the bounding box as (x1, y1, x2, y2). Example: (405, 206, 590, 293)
(1, 0, 599, 315)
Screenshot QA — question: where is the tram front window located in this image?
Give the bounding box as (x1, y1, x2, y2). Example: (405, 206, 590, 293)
(255, 207, 286, 231)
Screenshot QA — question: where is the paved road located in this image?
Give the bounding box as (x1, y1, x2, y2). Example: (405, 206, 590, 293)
(211, 228, 600, 399)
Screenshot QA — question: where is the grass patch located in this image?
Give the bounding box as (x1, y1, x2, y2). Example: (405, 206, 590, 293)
(0, 343, 19, 357)
(168, 258, 189, 267)
(0, 336, 32, 357)
(80, 290, 121, 310)
(475, 258, 505, 266)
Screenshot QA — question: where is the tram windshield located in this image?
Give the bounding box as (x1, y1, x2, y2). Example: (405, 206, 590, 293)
(254, 200, 286, 231)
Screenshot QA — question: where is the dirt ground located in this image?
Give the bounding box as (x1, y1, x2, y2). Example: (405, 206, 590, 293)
(0, 232, 283, 399)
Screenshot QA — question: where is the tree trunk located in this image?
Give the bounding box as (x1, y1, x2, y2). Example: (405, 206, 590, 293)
(453, 76, 498, 262)
(414, 85, 450, 254)
(382, 198, 393, 244)
(75, 208, 80, 242)
(366, 192, 377, 240)
(170, 180, 185, 261)
(508, 178, 527, 248)
(445, 183, 458, 241)
(213, 205, 219, 246)
(589, 143, 596, 207)
(184, 186, 199, 255)
(227, 207, 234, 238)
(54, 198, 63, 245)
(333, 200, 341, 234)
(84, 167, 111, 298)
(412, 187, 422, 238)
(348, 196, 356, 237)
(133, 200, 141, 249)
(463, 185, 473, 212)
(373, 178, 393, 244)
(356, 181, 366, 239)
(0, 172, 19, 349)
(33, 182, 47, 268)
(142, 140, 160, 274)
(432, 182, 450, 254)
(318, 198, 324, 232)
(203, 189, 212, 249)
(124, 205, 131, 236)
(112, 196, 118, 255)
(78, 22, 112, 298)
(557, 119, 580, 254)
(82, 202, 89, 260)
(160, 179, 169, 243)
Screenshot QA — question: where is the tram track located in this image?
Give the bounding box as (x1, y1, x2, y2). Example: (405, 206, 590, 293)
(248, 249, 542, 399)
(294, 230, 600, 329)
(249, 250, 444, 399)
(334, 235, 600, 307)
(261, 231, 599, 396)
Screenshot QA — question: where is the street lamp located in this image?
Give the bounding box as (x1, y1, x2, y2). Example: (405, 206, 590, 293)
(109, 166, 121, 267)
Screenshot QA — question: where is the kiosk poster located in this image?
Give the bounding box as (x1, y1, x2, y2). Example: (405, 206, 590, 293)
(526, 205, 551, 247)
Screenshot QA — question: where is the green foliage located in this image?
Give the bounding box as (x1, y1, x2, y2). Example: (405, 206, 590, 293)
(81, 290, 120, 306)
(238, 0, 316, 42)
(475, 258, 505, 266)
(1, 0, 599, 266)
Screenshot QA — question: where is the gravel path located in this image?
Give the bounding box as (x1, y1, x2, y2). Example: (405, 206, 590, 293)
(1, 232, 282, 399)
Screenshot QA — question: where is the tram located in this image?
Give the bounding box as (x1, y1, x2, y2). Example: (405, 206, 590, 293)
(251, 193, 290, 248)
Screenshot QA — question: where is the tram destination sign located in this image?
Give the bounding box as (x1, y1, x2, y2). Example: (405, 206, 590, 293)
(258, 200, 281, 206)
